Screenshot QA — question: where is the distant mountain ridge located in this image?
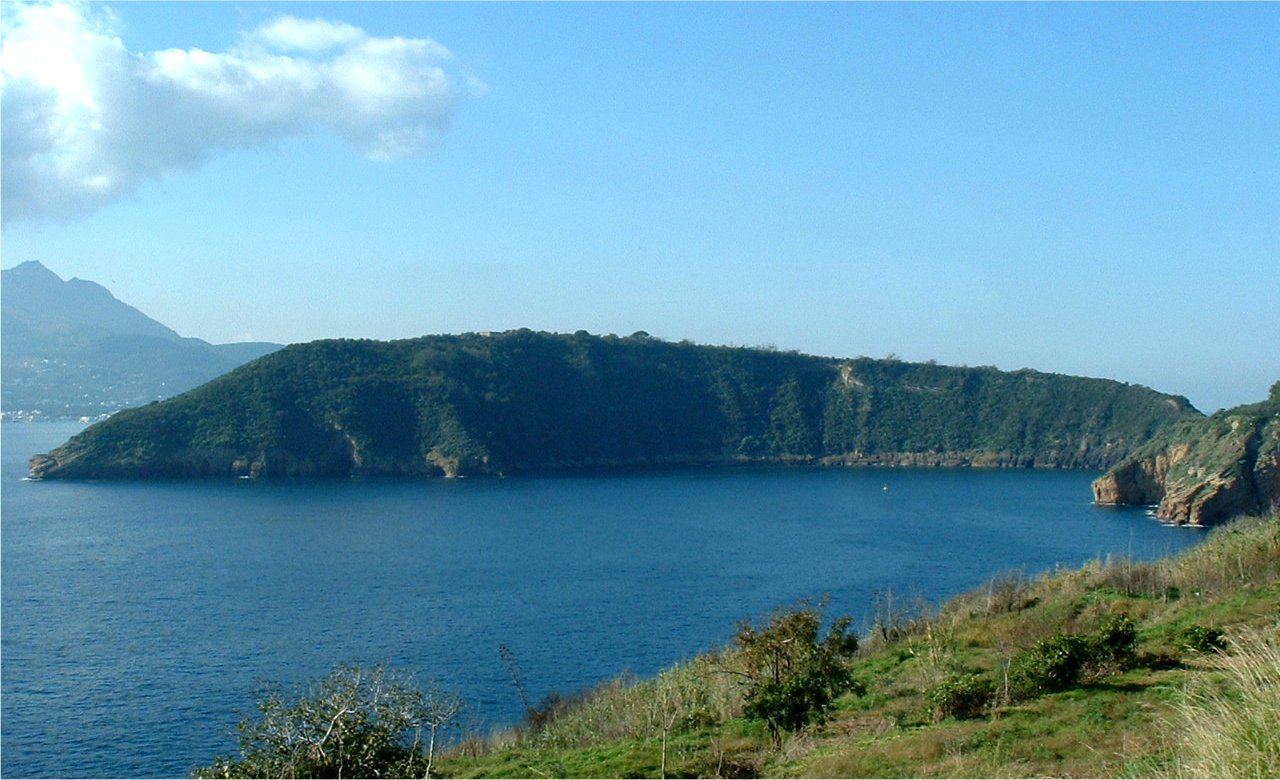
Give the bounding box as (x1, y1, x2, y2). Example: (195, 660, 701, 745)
(29, 329, 1200, 480)
(3, 260, 182, 341)
(2, 261, 281, 419)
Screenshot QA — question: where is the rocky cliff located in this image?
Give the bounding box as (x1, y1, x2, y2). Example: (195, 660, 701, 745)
(1093, 384, 1280, 525)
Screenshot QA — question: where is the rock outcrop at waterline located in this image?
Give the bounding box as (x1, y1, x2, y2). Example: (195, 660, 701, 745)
(29, 330, 1199, 480)
(1093, 384, 1280, 525)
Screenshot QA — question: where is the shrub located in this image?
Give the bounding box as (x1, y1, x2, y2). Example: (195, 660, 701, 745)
(926, 673, 995, 721)
(1008, 633, 1091, 700)
(733, 599, 861, 744)
(1180, 625, 1227, 654)
(984, 569, 1036, 615)
(1088, 614, 1138, 675)
(1007, 614, 1139, 701)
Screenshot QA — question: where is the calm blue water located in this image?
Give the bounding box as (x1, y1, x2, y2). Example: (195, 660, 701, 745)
(2, 421, 1203, 778)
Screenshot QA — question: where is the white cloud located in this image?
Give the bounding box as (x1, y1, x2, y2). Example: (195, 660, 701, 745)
(1, 1, 479, 223)
(248, 16, 367, 53)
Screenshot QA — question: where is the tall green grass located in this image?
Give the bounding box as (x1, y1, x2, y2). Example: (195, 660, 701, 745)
(1167, 627, 1280, 778)
(515, 651, 743, 750)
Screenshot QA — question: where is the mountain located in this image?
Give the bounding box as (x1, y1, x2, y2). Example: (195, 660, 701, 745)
(28, 329, 1199, 479)
(2, 261, 282, 419)
(1093, 382, 1280, 524)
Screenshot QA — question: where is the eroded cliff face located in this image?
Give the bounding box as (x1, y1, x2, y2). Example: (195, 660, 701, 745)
(1091, 443, 1190, 506)
(1093, 392, 1280, 525)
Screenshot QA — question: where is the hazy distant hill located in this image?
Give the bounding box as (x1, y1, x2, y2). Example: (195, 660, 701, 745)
(29, 329, 1200, 479)
(2, 261, 281, 419)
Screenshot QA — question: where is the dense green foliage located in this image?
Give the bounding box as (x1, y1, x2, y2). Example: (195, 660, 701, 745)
(732, 600, 861, 743)
(1179, 624, 1227, 653)
(925, 672, 995, 722)
(31, 330, 1198, 479)
(1006, 614, 1138, 700)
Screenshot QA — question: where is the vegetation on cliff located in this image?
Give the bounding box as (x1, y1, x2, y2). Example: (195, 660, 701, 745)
(195, 511, 1280, 778)
(1094, 382, 1280, 524)
(30, 329, 1196, 479)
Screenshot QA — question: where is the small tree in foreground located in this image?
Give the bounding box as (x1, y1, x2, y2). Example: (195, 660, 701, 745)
(194, 663, 463, 779)
(732, 598, 861, 745)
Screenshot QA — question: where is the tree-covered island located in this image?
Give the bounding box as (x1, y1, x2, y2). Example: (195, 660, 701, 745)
(29, 329, 1199, 482)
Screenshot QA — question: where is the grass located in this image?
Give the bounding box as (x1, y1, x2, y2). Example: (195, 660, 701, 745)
(1164, 628, 1280, 778)
(434, 512, 1279, 778)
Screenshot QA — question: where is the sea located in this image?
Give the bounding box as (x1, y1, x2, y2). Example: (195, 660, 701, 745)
(1, 421, 1205, 778)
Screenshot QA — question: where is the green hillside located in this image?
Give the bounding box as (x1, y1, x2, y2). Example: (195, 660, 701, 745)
(30, 329, 1197, 479)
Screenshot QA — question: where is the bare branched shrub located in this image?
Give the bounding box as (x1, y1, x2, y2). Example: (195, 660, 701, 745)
(906, 614, 960, 692)
(195, 663, 462, 779)
(862, 587, 934, 651)
(983, 568, 1035, 615)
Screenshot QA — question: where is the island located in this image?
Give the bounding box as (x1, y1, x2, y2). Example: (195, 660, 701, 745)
(30, 329, 1200, 481)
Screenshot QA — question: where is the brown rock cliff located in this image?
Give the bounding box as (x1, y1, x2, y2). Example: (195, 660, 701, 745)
(1093, 388, 1280, 525)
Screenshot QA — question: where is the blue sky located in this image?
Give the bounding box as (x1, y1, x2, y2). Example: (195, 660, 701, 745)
(3, 2, 1277, 413)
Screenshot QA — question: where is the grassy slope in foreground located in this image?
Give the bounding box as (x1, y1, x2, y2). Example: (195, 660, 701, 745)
(433, 512, 1279, 779)
(30, 329, 1197, 479)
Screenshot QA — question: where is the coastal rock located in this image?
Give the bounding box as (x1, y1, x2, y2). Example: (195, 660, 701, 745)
(1091, 444, 1190, 506)
(28, 453, 58, 480)
(1093, 386, 1280, 525)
